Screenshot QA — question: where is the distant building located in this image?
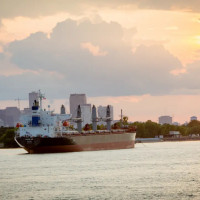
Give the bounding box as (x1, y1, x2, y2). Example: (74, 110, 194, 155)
(69, 94, 87, 118)
(190, 116, 197, 121)
(169, 131, 181, 138)
(29, 91, 39, 108)
(158, 115, 172, 125)
(21, 108, 31, 115)
(98, 105, 114, 119)
(173, 122, 180, 126)
(80, 104, 92, 126)
(0, 107, 21, 127)
(0, 109, 4, 122)
(184, 121, 188, 126)
(97, 105, 114, 125)
(0, 109, 8, 126)
(0, 118, 4, 127)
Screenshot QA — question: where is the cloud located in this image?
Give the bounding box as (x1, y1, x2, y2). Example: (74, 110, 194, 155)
(81, 42, 107, 56)
(1, 18, 200, 100)
(165, 26, 179, 31)
(180, 60, 200, 90)
(135, 0, 199, 11)
(170, 68, 186, 76)
(0, 52, 29, 76)
(0, 18, 186, 99)
(0, 0, 84, 21)
(0, 70, 67, 100)
(0, 0, 200, 24)
(8, 19, 125, 72)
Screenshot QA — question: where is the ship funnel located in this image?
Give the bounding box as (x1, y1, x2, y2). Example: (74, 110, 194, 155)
(92, 105, 97, 132)
(77, 105, 82, 133)
(32, 100, 39, 110)
(106, 105, 111, 131)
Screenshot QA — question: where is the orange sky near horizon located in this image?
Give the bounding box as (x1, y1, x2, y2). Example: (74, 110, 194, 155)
(1, 95, 200, 124)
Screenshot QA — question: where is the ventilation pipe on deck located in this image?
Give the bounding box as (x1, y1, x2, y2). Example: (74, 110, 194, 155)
(92, 105, 97, 132)
(106, 105, 112, 131)
(60, 105, 66, 114)
(76, 105, 82, 133)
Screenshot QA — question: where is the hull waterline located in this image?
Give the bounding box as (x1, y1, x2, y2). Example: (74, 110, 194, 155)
(15, 132, 136, 154)
(24, 141, 135, 154)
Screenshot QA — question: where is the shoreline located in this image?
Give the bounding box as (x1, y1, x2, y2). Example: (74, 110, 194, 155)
(136, 137, 200, 143)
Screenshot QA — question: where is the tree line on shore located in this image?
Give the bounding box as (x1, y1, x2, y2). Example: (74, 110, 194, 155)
(0, 127, 18, 148)
(1, 119, 200, 148)
(102, 117, 200, 138)
(125, 118, 200, 138)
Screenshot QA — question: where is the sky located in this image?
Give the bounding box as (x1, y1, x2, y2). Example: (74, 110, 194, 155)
(0, 0, 200, 123)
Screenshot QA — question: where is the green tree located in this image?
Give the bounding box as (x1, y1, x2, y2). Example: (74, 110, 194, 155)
(187, 120, 200, 128)
(0, 129, 18, 148)
(177, 125, 188, 136)
(144, 120, 161, 138)
(186, 125, 200, 135)
(133, 122, 145, 138)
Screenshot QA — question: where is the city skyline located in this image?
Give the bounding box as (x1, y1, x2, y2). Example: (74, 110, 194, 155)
(1, 92, 200, 124)
(0, 1, 200, 123)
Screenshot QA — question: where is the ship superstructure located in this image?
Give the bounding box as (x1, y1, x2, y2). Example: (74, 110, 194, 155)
(16, 91, 72, 139)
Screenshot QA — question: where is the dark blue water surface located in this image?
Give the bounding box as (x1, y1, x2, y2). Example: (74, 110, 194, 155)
(0, 141, 200, 200)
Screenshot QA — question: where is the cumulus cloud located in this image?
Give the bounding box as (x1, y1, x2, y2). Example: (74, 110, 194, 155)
(81, 42, 107, 56)
(0, 52, 35, 76)
(0, 18, 187, 99)
(1, 18, 200, 100)
(0, 70, 67, 100)
(170, 68, 186, 76)
(180, 60, 200, 91)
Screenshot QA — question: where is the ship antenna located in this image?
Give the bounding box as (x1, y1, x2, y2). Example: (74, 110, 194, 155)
(38, 90, 45, 109)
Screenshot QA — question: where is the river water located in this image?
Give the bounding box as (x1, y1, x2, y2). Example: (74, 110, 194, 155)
(0, 141, 200, 200)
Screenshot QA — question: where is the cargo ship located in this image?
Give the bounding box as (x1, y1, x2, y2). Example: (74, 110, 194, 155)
(15, 91, 136, 154)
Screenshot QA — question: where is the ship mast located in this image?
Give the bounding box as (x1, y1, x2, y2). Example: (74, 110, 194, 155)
(38, 90, 45, 109)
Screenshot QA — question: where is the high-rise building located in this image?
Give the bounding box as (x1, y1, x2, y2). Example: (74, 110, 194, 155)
(80, 104, 92, 126)
(0, 107, 21, 127)
(0, 118, 4, 127)
(158, 115, 172, 125)
(69, 94, 87, 118)
(29, 91, 39, 108)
